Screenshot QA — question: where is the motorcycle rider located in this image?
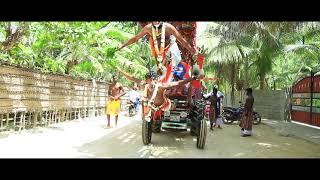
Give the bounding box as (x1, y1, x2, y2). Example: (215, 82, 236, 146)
(128, 84, 140, 113)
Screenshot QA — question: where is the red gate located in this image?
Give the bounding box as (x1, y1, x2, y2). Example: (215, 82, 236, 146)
(291, 73, 320, 127)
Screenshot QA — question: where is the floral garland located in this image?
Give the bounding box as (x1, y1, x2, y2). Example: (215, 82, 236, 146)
(151, 23, 166, 65)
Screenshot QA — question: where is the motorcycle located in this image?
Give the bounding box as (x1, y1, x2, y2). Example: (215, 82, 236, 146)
(222, 101, 261, 125)
(127, 99, 140, 117)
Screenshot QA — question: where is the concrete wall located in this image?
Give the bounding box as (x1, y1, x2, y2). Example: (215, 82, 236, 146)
(223, 90, 287, 121)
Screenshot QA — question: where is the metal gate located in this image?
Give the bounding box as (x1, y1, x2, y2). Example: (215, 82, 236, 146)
(291, 73, 320, 127)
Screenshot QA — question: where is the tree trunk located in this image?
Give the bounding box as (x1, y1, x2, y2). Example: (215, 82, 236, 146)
(65, 59, 79, 74)
(216, 63, 222, 87)
(1, 22, 26, 53)
(230, 63, 236, 106)
(237, 45, 248, 89)
(259, 72, 267, 90)
(244, 57, 249, 89)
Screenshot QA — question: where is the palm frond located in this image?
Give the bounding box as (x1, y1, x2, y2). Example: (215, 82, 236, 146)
(284, 44, 319, 53)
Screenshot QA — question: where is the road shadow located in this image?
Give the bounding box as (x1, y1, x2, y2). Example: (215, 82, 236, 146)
(76, 120, 203, 158)
(76, 119, 320, 158)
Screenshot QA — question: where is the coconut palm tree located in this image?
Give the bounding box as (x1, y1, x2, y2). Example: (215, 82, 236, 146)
(283, 22, 320, 62)
(201, 21, 303, 90)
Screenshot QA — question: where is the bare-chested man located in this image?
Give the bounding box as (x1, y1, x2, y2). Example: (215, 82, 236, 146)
(106, 75, 126, 128)
(116, 67, 156, 118)
(117, 22, 198, 77)
(166, 74, 188, 97)
(116, 67, 203, 121)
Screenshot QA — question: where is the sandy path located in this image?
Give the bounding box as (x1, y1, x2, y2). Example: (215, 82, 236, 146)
(1, 112, 320, 158)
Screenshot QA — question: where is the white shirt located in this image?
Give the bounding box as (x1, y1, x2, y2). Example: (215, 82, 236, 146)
(129, 89, 140, 102)
(204, 91, 224, 105)
(204, 91, 224, 98)
(217, 91, 224, 99)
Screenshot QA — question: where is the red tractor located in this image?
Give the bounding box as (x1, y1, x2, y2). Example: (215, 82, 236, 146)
(140, 22, 207, 149)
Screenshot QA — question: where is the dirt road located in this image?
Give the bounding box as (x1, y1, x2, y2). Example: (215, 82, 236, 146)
(0, 112, 319, 158)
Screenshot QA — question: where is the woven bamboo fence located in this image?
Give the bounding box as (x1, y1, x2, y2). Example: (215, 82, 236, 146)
(0, 63, 110, 132)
